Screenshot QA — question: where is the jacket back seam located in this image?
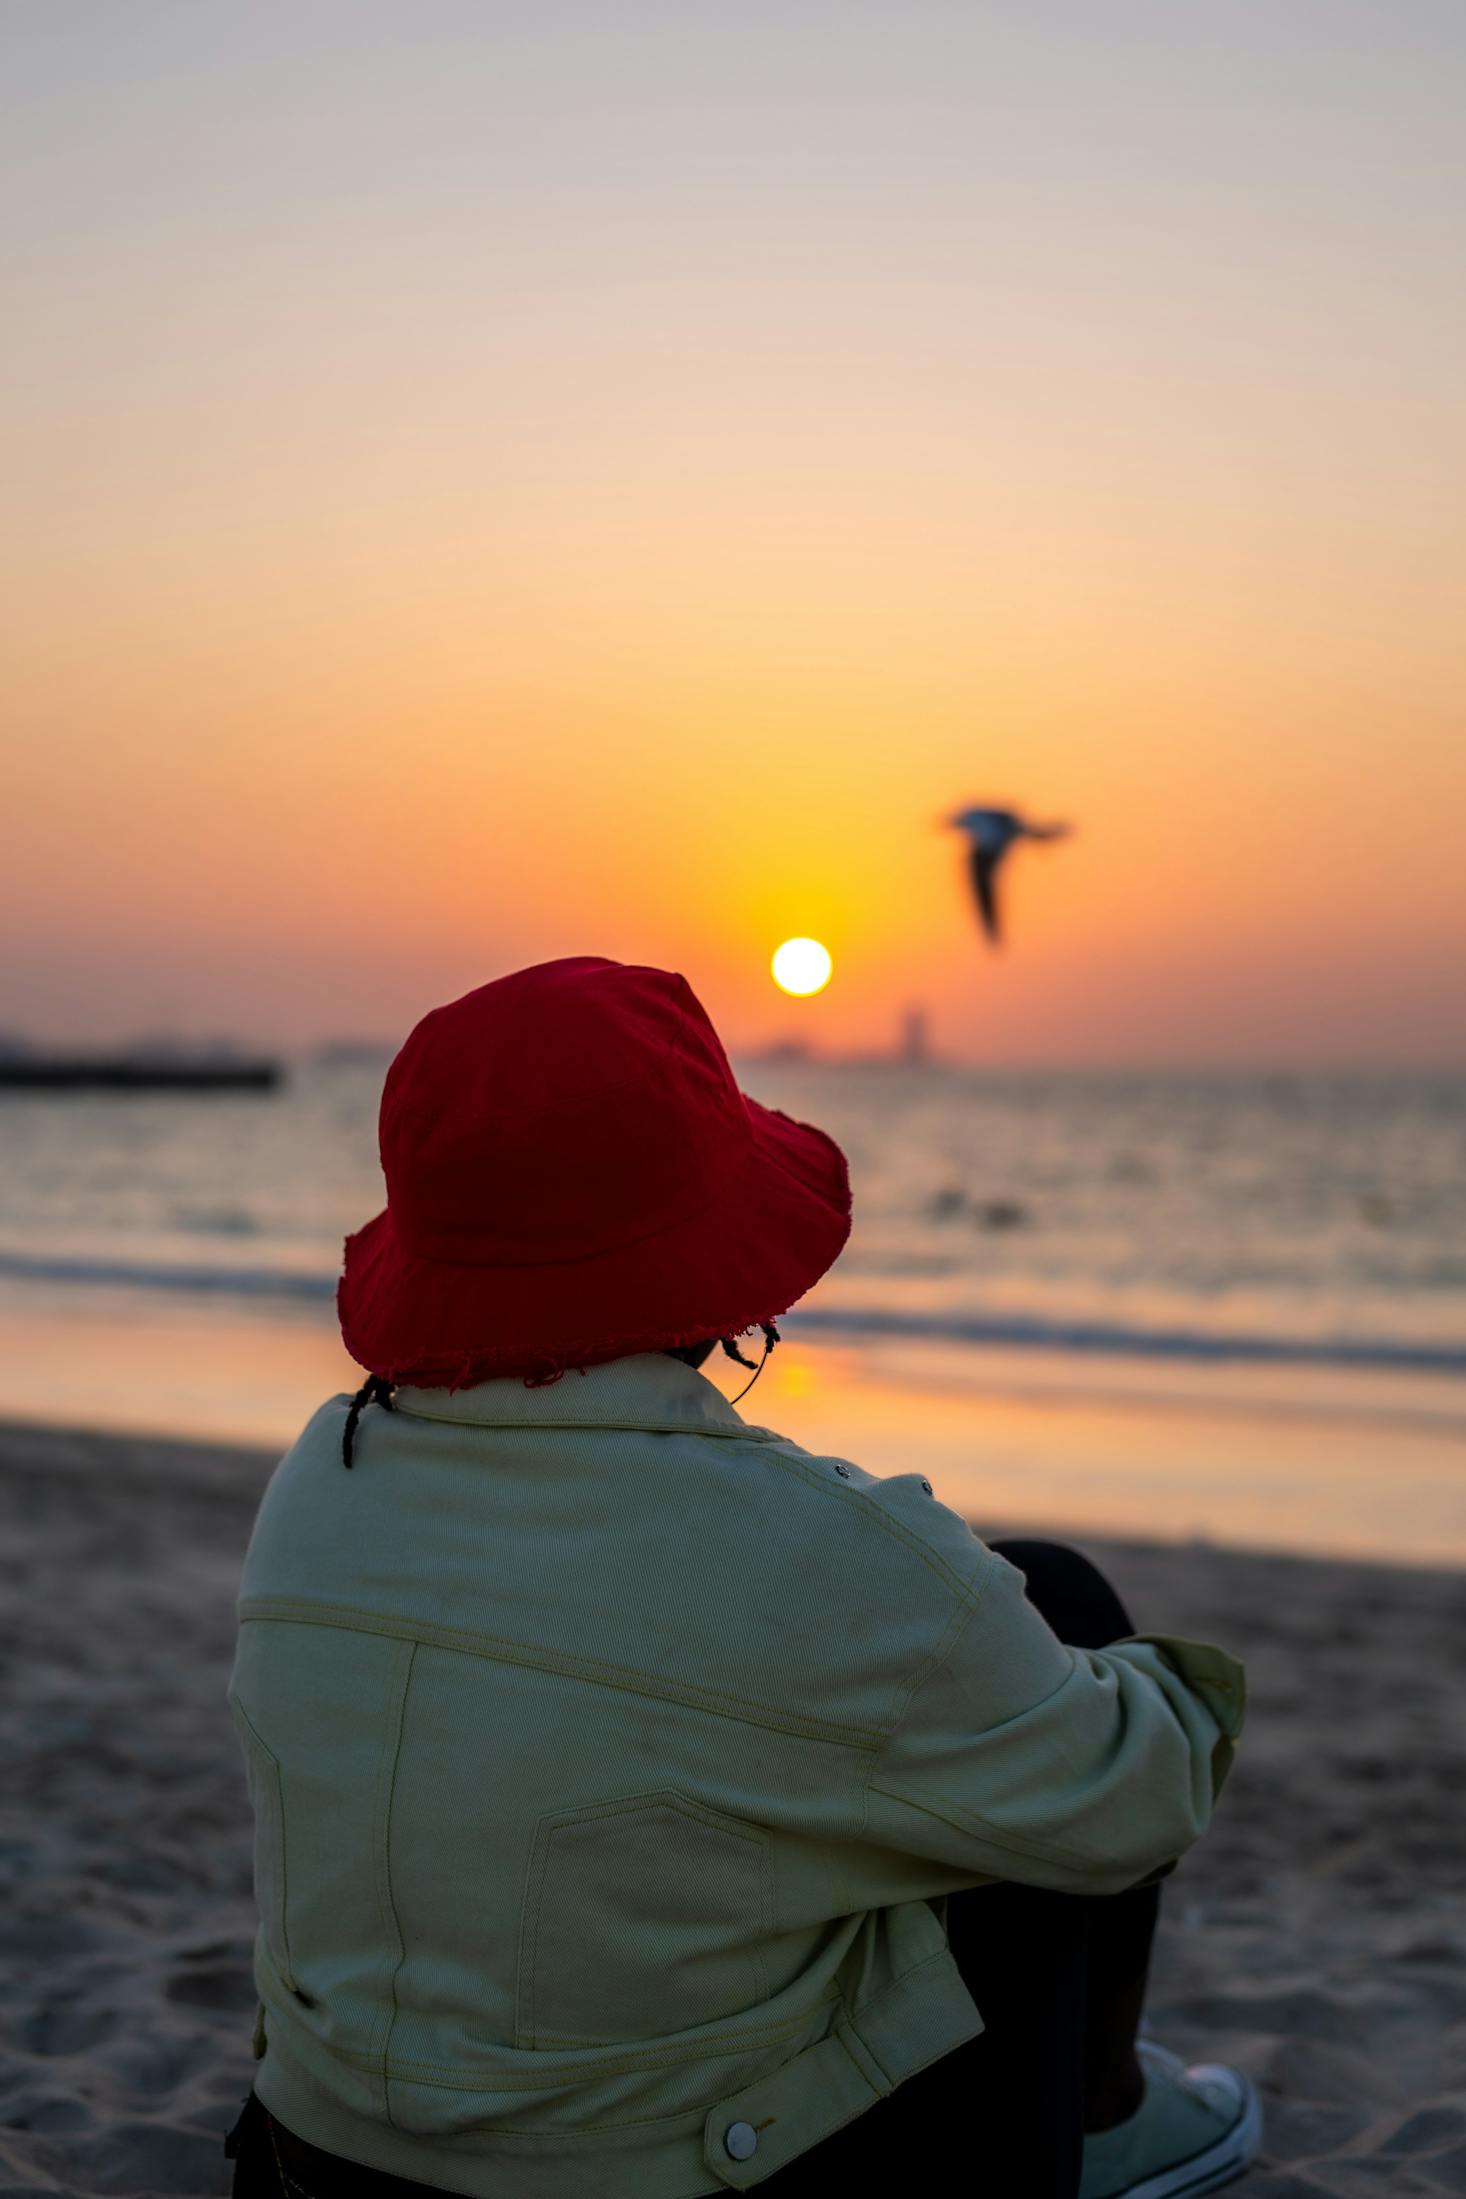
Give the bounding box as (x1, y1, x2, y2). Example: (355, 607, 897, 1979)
(237, 1600, 886, 1751)
(377, 1640, 418, 2128)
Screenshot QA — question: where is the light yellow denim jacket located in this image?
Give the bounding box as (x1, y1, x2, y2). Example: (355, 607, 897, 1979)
(231, 1354, 1245, 2198)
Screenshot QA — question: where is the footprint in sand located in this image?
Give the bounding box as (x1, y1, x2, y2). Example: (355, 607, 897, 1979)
(1378, 2103, 1466, 2155)
(20, 1999, 116, 2058)
(44, 2117, 230, 2197)
(0, 2088, 94, 2133)
(104, 2026, 218, 2098)
(164, 1960, 254, 2012)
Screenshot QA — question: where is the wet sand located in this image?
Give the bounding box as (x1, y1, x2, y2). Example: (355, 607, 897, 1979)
(2, 1289, 1464, 1567)
(1, 1414, 1463, 2197)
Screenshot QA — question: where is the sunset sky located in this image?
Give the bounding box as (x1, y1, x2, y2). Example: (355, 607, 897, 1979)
(5, 2, 1464, 1063)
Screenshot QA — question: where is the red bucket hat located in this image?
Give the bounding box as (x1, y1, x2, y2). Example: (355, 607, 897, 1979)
(337, 956, 852, 1390)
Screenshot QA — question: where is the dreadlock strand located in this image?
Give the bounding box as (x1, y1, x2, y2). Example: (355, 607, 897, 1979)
(342, 1374, 395, 1469)
(728, 1321, 781, 1406)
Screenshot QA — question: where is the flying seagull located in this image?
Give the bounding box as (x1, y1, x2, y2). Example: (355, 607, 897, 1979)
(946, 805, 1072, 945)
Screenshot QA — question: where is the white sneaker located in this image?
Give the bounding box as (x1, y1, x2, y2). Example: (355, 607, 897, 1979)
(1078, 2039, 1263, 2199)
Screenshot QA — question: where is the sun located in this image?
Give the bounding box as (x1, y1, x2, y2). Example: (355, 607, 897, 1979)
(771, 938, 833, 996)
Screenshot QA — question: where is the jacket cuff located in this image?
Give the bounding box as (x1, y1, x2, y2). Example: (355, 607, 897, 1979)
(1109, 1631, 1247, 1800)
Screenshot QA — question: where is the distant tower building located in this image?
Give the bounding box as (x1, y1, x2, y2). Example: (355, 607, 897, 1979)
(900, 1005, 930, 1065)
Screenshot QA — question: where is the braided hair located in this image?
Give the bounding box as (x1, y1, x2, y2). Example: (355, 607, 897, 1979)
(341, 1373, 395, 1469)
(719, 1320, 781, 1404)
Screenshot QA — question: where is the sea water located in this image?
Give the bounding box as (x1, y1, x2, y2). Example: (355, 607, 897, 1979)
(2, 1061, 1463, 1560)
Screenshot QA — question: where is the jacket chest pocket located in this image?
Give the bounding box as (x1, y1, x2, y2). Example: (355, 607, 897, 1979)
(516, 1790, 773, 2049)
(228, 1696, 298, 1995)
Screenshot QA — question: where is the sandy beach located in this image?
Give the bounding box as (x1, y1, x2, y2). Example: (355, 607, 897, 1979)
(2, 1411, 1463, 2199)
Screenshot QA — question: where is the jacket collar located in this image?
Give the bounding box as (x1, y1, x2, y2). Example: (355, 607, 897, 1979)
(391, 1352, 778, 1440)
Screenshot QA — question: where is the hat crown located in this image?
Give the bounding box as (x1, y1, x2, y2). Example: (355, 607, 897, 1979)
(379, 959, 748, 1266)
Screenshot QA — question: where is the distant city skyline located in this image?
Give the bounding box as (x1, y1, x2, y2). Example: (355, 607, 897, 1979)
(5, 4, 1464, 1065)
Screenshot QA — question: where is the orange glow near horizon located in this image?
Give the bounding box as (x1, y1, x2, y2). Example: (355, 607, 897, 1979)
(3, 10, 1465, 1064)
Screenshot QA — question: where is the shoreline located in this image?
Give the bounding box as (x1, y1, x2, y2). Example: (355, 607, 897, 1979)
(2, 1287, 1465, 1567)
(3, 1395, 1466, 1576)
(3, 1415, 1464, 2196)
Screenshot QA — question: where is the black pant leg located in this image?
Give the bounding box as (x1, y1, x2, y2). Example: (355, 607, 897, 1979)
(228, 2091, 456, 2197)
(987, 1536, 1137, 1647)
(987, 1540, 1162, 2126)
(761, 1539, 1150, 2199)
(756, 1881, 1085, 2199)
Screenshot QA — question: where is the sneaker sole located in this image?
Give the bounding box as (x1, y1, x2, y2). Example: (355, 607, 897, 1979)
(1088, 2071, 1263, 2199)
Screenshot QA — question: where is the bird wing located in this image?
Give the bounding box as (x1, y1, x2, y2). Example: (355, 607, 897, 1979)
(968, 842, 1003, 942)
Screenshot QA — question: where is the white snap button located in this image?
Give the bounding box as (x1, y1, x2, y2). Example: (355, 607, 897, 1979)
(725, 2121, 758, 2160)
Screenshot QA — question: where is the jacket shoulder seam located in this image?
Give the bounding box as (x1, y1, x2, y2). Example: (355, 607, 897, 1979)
(743, 1437, 989, 1600)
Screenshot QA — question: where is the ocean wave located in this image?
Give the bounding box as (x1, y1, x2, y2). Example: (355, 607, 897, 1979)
(0, 1247, 1463, 1376)
(791, 1304, 1466, 1374)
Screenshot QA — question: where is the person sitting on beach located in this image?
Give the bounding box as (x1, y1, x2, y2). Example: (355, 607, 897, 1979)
(224, 956, 1260, 2199)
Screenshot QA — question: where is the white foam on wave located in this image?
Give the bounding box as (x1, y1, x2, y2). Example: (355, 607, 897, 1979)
(2, 1248, 1463, 1377)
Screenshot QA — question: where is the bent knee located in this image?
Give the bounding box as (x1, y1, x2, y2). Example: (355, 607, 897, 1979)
(987, 1537, 1136, 1648)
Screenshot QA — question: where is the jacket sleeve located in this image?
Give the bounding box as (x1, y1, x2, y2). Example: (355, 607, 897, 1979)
(863, 1543, 1246, 1895)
